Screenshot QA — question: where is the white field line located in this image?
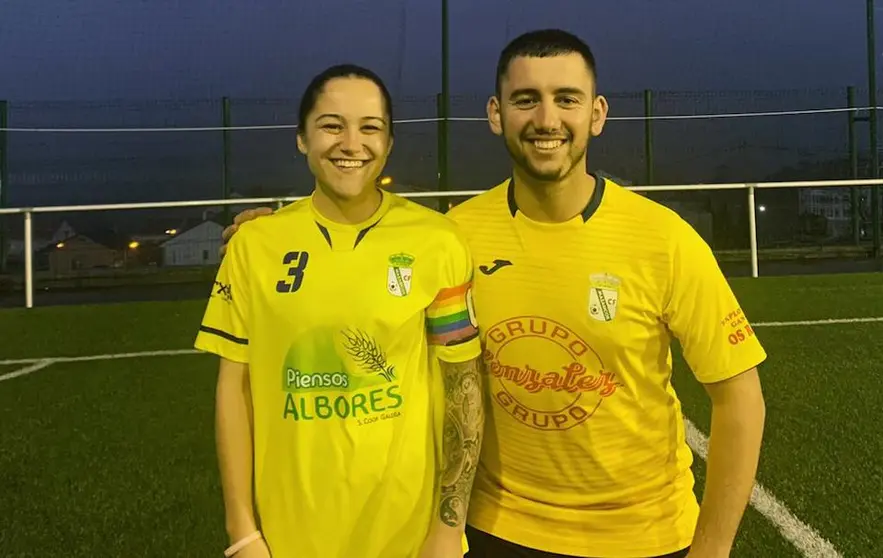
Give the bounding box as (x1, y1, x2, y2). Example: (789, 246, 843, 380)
(0, 349, 200, 369)
(0, 316, 880, 370)
(0, 359, 57, 382)
(684, 419, 843, 558)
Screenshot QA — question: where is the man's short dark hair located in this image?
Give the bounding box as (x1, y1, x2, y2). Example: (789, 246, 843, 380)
(495, 29, 598, 96)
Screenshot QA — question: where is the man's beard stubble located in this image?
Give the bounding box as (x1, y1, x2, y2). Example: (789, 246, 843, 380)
(502, 124, 591, 183)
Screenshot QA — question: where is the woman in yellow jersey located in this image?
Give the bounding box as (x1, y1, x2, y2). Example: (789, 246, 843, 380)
(195, 64, 484, 558)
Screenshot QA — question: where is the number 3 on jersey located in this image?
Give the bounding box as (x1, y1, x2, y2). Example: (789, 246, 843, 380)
(276, 251, 310, 293)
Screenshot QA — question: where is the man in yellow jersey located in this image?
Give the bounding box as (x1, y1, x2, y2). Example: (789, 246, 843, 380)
(197, 64, 483, 558)
(450, 30, 767, 558)
(221, 31, 767, 558)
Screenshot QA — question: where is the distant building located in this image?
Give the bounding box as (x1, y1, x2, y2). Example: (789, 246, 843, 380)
(8, 220, 77, 260)
(161, 220, 225, 267)
(797, 187, 882, 240)
(200, 192, 259, 224)
(37, 232, 123, 276)
(798, 188, 852, 239)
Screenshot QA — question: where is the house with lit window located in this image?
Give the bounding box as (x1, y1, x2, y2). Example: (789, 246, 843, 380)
(160, 220, 225, 267)
(35, 231, 127, 276)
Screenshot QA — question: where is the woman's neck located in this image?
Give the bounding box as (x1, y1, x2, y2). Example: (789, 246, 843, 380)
(312, 184, 382, 224)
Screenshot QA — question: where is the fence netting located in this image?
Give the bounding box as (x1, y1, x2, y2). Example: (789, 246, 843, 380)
(1, 87, 882, 306)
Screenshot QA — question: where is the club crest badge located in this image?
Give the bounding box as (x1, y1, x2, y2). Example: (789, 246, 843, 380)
(588, 273, 621, 322)
(387, 253, 415, 297)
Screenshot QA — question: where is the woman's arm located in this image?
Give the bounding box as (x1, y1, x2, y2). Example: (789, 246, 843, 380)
(215, 357, 259, 544)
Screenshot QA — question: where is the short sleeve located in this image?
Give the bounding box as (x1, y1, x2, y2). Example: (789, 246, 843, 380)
(425, 228, 482, 364)
(194, 234, 250, 363)
(663, 219, 767, 384)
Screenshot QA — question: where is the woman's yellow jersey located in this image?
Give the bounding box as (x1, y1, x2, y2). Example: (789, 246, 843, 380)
(195, 191, 480, 558)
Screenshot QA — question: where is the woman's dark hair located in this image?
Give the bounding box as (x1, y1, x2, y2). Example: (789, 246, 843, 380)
(297, 64, 395, 137)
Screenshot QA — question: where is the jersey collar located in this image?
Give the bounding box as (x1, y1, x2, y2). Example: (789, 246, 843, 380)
(309, 188, 392, 250)
(506, 173, 606, 223)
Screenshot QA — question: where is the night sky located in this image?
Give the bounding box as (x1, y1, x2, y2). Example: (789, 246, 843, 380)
(0, 0, 873, 102)
(0, 0, 877, 210)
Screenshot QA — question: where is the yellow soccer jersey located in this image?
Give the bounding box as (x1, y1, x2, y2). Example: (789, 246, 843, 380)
(194, 190, 481, 558)
(447, 176, 767, 557)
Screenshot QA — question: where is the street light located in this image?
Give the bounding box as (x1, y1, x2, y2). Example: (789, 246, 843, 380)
(379, 176, 393, 187)
(128, 241, 140, 250)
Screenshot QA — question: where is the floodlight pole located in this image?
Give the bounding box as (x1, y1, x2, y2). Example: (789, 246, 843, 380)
(438, 0, 450, 193)
(868, 0, 881, 257)
(0, 100, 7, 273)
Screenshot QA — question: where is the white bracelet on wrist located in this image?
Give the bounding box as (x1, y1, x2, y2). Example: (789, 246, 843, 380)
(224, 531, 263, 557)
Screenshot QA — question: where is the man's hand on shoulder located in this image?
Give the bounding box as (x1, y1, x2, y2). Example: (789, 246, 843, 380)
(219, 207, 275, 258)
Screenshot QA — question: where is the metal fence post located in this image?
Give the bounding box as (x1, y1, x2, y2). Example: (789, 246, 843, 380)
(24, 210, 33, 308)
(747, 184, 759, 278)
(222, 97, 232, 227)
(847, 86, 861, 245)
(644, 89, 654, 185)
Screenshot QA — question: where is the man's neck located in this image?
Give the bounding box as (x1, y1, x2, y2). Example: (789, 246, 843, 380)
(512, 167, 595, 223)
(312, 185, 382, 225)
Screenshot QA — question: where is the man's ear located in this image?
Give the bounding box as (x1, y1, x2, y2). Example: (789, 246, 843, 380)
(487, 95, 503, 136)
(590, 95, 609, 137)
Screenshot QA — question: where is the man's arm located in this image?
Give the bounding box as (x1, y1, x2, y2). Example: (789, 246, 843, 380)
(689, 367, 765, 558)
(661, 218, 768, 557)
(215, 358, 260, 543)
(437, 356, 485, 531)
(419, 225, 484, 556)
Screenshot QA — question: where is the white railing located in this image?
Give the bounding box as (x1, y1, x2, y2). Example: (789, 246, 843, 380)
(1, 178, 882, 309)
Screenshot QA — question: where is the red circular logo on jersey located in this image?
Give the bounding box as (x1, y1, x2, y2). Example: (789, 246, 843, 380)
(483, 316, 622, 431)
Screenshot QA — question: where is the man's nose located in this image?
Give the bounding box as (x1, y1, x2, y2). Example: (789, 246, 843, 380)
(533, 100, 562, 133)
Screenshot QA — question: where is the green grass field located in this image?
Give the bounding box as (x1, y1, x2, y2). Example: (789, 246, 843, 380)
(1, 273, 882, 557)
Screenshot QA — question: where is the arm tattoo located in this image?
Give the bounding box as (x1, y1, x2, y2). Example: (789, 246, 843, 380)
(438, 356, 485, 528)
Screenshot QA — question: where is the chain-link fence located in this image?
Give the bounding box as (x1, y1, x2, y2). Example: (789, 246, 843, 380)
(1, 88, 882, 307)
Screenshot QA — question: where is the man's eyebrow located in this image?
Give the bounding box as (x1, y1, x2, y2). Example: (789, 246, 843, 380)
(507, 87, 588, 98)
(508, 88, 539, 98)
(553, 87, 588, 97)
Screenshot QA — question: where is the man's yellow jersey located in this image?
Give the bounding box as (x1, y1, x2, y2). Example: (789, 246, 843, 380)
(195, 190, 481, 558)
(448, 176, 767, 557)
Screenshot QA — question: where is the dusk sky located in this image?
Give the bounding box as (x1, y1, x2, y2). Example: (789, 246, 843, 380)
(0, 0, 878, 211)
(0, 0, 874, 105)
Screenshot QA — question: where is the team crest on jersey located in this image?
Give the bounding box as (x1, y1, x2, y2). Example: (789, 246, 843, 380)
(588, 273, 621, 322)
(387, 253, 415, 297)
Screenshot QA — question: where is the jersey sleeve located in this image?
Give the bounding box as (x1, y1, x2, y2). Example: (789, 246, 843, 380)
(425, 227, 482, 364)
(194, 233, 250, 364)
(662, 219, 767, 384)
